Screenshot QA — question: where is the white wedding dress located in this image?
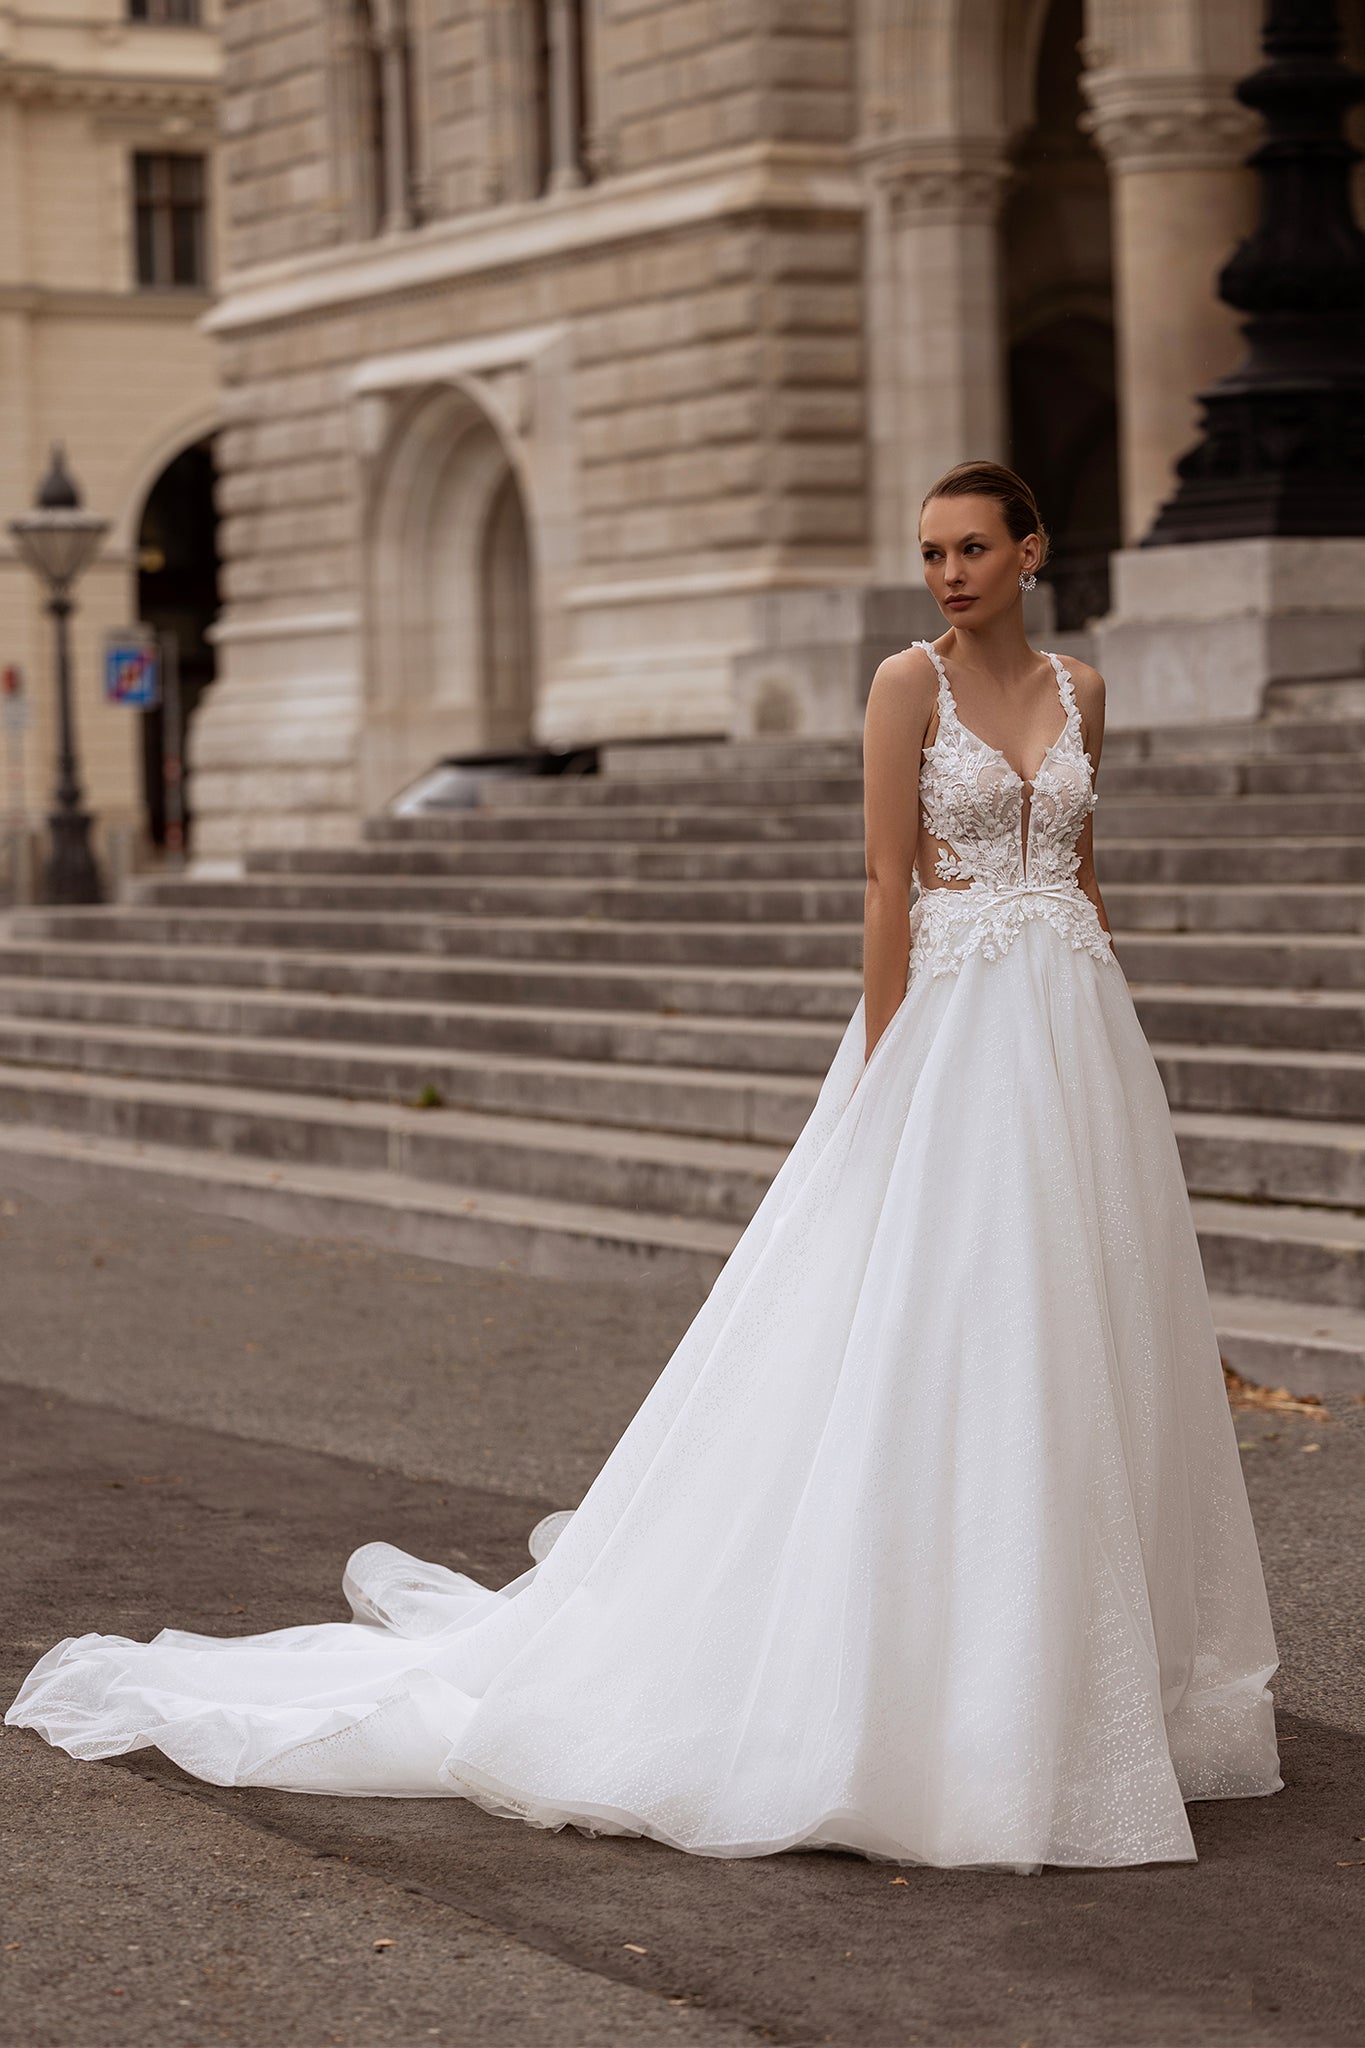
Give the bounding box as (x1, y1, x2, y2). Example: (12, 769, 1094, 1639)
(7, 643, 1282, 1874)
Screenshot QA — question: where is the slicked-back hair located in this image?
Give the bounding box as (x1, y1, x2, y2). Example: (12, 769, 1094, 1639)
(920, 461, 1051, 569)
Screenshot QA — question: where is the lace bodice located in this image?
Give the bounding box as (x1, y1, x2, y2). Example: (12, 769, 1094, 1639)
(909, 640, 1115, 979)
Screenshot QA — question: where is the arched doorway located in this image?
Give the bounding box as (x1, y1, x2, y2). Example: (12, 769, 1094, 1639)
(1004, 0, 1120, 629)
(136, 438, 220, 849)
(480, 468, 535, 747)
(365, 383, 538, 805)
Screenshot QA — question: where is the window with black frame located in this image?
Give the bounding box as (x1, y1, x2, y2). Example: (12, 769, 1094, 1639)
(129, 0, 200, 22)
(133, 153, 208, 289)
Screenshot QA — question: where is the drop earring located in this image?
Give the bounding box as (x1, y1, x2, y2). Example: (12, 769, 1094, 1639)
(1019, 570, 1037, 594)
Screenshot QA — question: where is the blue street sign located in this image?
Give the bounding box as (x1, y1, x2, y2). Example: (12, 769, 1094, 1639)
(105, 632, 160, 709)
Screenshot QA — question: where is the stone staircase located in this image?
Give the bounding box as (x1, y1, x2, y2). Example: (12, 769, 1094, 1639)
(0, 684, 1362, 1394)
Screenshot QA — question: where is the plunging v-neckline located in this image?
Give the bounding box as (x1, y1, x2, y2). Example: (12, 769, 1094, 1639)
(922, 643, 1071, 792)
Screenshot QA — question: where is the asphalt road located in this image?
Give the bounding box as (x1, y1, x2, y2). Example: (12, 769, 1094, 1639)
(1, 1179, 1362, 2048)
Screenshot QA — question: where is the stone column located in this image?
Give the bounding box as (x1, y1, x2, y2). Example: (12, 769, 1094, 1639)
(546, 0, 585, 194)
(374, 0, 413, 233)
(324, 4, 380, 238)
(859, 140, 1012, 580)
(1081, 68, 1258, 543)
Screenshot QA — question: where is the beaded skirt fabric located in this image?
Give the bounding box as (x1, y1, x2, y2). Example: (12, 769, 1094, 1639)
(7, 646, 1282, 1873)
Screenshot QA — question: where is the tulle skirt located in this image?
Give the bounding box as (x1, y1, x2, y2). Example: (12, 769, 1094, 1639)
(6, 909, 1282, 1873)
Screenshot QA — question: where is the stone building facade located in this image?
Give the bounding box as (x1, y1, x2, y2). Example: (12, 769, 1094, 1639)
(0, 0, 222, 872)
(188, 0, 1364, 856)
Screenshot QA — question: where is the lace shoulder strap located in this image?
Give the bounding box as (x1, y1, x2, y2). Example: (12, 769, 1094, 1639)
(1044, 650, 1079, 723)
(916, 639, 956, 725)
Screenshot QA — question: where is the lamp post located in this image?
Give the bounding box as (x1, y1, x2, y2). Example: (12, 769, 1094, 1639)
(1145, 0, 1365, 542)
(7, 446, 111, 904)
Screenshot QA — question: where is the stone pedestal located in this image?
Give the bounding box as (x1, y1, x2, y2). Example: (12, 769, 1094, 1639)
(730, 583, 1059, 738)
(1094, 538, 1365, 727)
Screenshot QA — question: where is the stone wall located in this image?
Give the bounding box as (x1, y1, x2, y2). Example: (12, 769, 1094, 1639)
(197, 0, 1310, 856)
(599, 0, 854, 173)
(197, 153, 867, 850)
(221, 0, 337, 269)
(573, 218, 864, 570)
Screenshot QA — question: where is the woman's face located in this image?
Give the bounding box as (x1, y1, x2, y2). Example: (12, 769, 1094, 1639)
(918, 494, 1040, 628)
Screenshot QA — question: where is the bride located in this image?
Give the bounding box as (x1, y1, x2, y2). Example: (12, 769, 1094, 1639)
(6, 461, 1282, 1874)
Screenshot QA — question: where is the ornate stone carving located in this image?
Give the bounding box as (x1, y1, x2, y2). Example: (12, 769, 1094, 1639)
(858, 138, 1012, 226)
(1080, 71, 1259, 173)
(0, 67, 216, 120)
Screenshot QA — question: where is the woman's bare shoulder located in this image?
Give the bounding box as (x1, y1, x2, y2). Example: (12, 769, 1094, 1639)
(866, 644, 937, 729)
(1061, 654, 1106, 717)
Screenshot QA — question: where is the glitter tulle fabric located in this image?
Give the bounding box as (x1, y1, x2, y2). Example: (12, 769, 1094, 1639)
(6, 646, 1282, 1873)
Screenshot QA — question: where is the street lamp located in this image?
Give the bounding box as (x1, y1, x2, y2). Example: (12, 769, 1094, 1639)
(8, 445, 110, 904)
(1145, 0, 1365, 542)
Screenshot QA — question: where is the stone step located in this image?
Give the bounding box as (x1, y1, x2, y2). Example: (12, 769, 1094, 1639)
(1172, 1108, 1365, 1209)
(3, 939, 1361, 1051)
(249, 840, 873, 884)
(3, 967, 1358, 1066)
(256, 835, 1365, 888)
(0, 977, 845, 1075)
(0, 942, 863, 1023)
(1093, 794, 1365, 839)
(7, 690, 1363, 1387)
(481, 771, 867, 810)
(0, 1015, 822, 1141)
(1155, 1043, 1365, 1123)
(1166, 757, 1365, 795)
(0, 1101, 1358, 1347)
(1115, 931, 1365, 990)
(1208, 1291, 1365, 1396)
(1099, 839, 1365, 887)
(0, 1066, 785, 1228)
(599, 737, 860, 780)
(1132, 983, 1365, 1052)
(482, 762, 1365, 810)
(484, 772, 1365, 838)
(13, 907, 867, 970)
(1103, 716, 1365, 761)
(129, 873, 869, 924)
(484, 757, 1365, 801)
(0, 1121, 737, 1290)
(603, 719, 1365, 779)
(367, 806, 866, 845)
(17, 907, 1365, 992)
(362, 791, 1365, 845)
(1109, 883, 1365, 935)
(1263, 676, 1365, 720)
(823, 756, 1365, 799)
(1191, 1196, 1365, 1309)
(7, 1003, 1359, 1140)
(2, 1056, 1354, 1229)
(123, 870, 1365, 938)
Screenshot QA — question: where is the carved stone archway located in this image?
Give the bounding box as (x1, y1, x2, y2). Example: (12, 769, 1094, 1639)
(363, 381, 537, 808)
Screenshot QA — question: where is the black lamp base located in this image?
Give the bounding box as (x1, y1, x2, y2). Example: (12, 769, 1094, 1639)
(45, 808, 104, 906)
(1146, 311, 1365, 545)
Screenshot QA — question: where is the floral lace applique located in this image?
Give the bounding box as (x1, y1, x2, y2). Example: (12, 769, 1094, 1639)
(910, 641, 1114, 981)
(934, 848, 974, 884)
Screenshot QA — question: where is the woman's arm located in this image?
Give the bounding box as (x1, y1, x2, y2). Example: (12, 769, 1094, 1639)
(861, 650, 934, 1064)
(1069, 662, 1111, 937)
